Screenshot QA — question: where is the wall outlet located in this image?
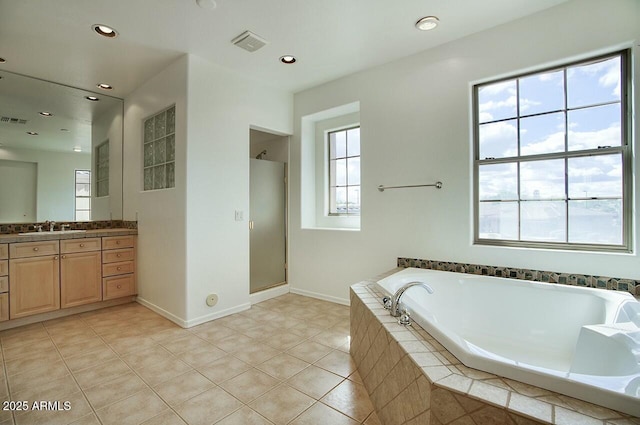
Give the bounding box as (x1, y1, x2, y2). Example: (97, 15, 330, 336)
(206, 294, 219, 307)
(234, 210, 243, 221)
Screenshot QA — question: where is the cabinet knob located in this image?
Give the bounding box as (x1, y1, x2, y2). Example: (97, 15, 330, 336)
(79, 243, 85, 247)
(53, 256, 58, 260)
(62, 255, 66, 259)
(116, 253, 121, 257)
(116, 241, 120, 245)
(33, 247, 39, 251)
(116, 267, 122, 271)
(117, 285, 122, 289)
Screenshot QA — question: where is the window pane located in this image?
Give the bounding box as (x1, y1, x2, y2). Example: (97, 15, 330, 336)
(477, 80, 517, 123)
(334, 187, 347, 214)
(76, 210, 91, 221)
(478, 163, 517, 201)
(330, 131, 346, 159)
(154, 111, 166, 139)
(521, 201, 566, 242)
(153, 165, 166, 190)
(347, 157, 360, 185)
(478, 119, 518, 159)
(568, 154, 621, 199)
(519, 70, 564, 116)
(144, 142, 154, 167)
(144, 118, 154, 143)
(520, 112, 565, 156)
(568, 200, 622, 244)
(144, 168, 153, 191)
(567, 104, 621, 151)
(335, 159, 346, 186)
(166, 134, 176, 161)
(347, 186, 360, 214)
(347, 128, 360, 156)
(478, 201, 518, 240)
(567, 56, 621, 108)
(520, 159, 565, 200)
(75, 183, 90, 196)
(76, 197, 91, 210)
(76, 170, 90, 184)
(166, 106, 176, 135)
(154, 138, 166, 165)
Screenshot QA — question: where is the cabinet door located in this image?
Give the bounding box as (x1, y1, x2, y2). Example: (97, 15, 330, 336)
(9, 255, 60, 319)
(61, 251, 102, 308)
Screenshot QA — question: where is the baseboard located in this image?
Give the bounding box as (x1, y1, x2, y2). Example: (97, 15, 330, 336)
(136, 297, 188, 328)
(183, 303, 251, 328)
(289, 287, 349, 306)
(250, 283, 290, 304)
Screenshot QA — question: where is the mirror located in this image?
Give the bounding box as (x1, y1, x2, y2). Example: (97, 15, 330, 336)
(0, 70, 123, 223)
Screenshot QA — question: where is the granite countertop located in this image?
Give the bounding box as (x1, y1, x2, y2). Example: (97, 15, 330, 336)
(0, 228, 137, 244)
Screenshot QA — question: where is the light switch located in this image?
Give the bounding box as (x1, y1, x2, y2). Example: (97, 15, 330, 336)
(235, 210, 244, 221)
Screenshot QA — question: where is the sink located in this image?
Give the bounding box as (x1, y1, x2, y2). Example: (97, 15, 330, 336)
(18, 230, 87, 236)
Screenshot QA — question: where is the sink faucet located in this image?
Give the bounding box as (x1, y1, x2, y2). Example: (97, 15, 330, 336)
(383, 281, 434, 318)
(60, 224, 70, 232)
(45, 220, 56, 232)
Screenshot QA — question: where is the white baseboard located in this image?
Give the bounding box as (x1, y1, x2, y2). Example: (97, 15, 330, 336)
(250, 283, 290, 305)
(289, 287, 349, 306)
(136, 297, 251, 328)
(136, 297, 188, 328)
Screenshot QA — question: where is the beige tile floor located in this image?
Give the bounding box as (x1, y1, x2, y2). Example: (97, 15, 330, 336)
(0, 294, 381, 425)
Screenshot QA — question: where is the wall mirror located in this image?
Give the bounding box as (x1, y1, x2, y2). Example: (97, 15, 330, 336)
(0, 70, 123, 224)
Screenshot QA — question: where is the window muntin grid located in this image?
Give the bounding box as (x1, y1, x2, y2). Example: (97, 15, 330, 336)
(328, 126, 360, 215)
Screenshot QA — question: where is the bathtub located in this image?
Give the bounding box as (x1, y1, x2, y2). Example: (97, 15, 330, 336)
(376, 268, 640, 417)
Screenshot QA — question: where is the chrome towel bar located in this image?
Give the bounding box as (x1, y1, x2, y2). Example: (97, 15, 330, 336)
(377, 181, 443, 192)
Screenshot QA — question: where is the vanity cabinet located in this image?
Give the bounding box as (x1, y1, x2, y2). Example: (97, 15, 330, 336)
(0, 244, 8, 321)
(102, 236, 136, 300)
(60, 238, 102, 308)
(9, 241, 60, 319)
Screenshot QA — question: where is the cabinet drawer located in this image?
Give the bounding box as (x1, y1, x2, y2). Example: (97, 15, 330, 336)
(0, 293, 8, 322)
(102, 248, 135, 264)
(102, 236, 135, 250)
(103, 274, 136, 300)
(0, 260, 7, 276)
(102, 260, 135, 277)
(10, 241, 59, 259)
(61, 238, 101, 254)
(0, 244, 7, 260)
(0, 276, 7, 293)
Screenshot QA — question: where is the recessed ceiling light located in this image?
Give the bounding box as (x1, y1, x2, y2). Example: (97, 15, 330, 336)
(26, 131, 38, 136)
(60, 128, 69, 132)
(92, 24, 118, 38)
(97, 83, 113, 90)
(39, 111, 53, 117)
(415, 16, 439, 31)
(0, 58, 5, 63)
(85, 96, 99, 101)
(196, 0, 217, 10)
(73, 147, 82, 152)
(280, 55, 296, 64)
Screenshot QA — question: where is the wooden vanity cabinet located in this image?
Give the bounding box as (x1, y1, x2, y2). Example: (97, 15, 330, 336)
(0, 244, 8, 321)
(60, 238, 102, 308)
(102, 236, 136, 300)
(9, 241, 60, 320)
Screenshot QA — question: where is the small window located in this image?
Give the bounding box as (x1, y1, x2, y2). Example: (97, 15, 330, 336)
(75, 170, 91, 221)
(95, 140, 109, 197)
(473, 50, 631, 251)
(328, 126, 360, 215)
(143, 105, 175, 191)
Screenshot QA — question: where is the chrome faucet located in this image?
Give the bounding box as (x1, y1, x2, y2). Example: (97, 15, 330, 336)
(383, 281, 434, 319)
(45, 220, 56, 231)
(60, 224, 70, 232)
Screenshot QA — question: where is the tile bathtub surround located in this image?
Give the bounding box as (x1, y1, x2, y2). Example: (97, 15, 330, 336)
(0, 294, 379, 425)
(0, 220, 138, 235)
(350, 282, 640, 425)
(397, 257, 640, 297)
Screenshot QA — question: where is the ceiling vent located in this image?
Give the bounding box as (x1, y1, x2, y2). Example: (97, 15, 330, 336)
(231, 30, 268, 52)
(0, 116, 27, 124)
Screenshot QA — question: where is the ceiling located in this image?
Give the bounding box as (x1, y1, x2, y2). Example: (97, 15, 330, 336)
(0, 0, 569, 98)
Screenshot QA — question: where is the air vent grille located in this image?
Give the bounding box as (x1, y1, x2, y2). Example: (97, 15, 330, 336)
(232, 30, 268, 52)
(0, 117, 27, 124)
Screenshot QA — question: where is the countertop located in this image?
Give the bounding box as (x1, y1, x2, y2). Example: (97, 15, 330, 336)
(0, 228, 137, 244)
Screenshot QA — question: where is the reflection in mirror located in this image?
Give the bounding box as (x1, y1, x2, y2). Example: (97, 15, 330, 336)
(0, 70, 123, 224)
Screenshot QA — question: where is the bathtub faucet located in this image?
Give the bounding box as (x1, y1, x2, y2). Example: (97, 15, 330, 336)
(383, 281, 434, 318)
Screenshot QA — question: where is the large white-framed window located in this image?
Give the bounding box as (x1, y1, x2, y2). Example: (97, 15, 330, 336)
(473, 50, 631, 252)
(75, 169, 91, 221)
(328, 126, 361, 216)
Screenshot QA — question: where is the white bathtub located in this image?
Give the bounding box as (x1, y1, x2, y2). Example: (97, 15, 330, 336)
(377, 268, 640, 417)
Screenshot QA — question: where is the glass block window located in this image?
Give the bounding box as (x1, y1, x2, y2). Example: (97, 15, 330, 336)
(75, 170, 91, 221)
(473, 50, 631, 251)
(95, 140, 109, 198)
(328, 126, 360, 215)
(143, 105, 175, 191)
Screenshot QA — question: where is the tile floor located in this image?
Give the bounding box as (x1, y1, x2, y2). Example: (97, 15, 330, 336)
(0, 294, 380, 425)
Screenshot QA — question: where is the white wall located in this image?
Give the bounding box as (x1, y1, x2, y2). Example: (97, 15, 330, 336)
(0, 146, 90, 222)
(289, 0, 640, 304)
(124, 55, 188, 323)
(184, 55, 292, 326)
